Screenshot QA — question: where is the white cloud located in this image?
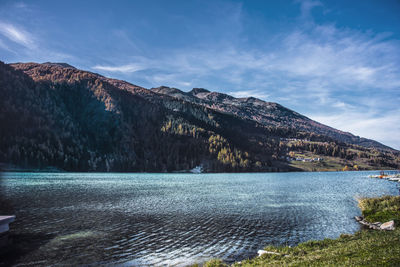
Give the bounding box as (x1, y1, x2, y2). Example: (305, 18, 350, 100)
(269, 26, 400, 90)
(298, 0, 322, 19)
(0, 21, 75, 67)
(145, 72, 192, 88)
(14, 2, 28, 9)
(228, 90, 269, 100)
(92, 63, 146, 73)
(311, 111, 400, 150)
(0, 21, 34, 48)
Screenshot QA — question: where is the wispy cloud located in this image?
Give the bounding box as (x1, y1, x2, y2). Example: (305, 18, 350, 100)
(311, 110, 400, 150)
(228, 90, 269, 100)
(298, 0, 322, 19)
(271, 26, 400, 90)
(0, 5, 73, 63)
(150, 72, 192, 88)
(14, 2, 29, 9)
(92, 63, 146, 73)
(0, 21, 34, 48)
(100, 21, 400, 94)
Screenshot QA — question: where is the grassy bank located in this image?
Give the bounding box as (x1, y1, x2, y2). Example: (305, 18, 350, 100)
(358, 196, 400, 224)
(202, 195, 400, 266)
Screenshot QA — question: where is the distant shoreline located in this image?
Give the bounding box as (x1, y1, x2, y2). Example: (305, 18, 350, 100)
(0, 166, 398, 174)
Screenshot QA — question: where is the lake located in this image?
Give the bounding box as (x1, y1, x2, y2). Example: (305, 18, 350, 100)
(0, 171, 398, 266)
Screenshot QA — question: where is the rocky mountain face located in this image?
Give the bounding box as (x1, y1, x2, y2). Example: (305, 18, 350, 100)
(151, 86, 392, 151)
(0, 61, 398, 172)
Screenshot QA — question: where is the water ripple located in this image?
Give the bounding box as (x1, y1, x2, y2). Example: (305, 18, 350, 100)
(1, 171, 398, 266)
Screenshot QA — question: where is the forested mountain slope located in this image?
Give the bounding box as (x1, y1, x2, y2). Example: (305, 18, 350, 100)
(151, 86, 394, 151)
(0, 61, 398, 172)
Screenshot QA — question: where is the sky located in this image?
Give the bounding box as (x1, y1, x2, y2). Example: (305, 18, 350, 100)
(0, 0, 399, 149)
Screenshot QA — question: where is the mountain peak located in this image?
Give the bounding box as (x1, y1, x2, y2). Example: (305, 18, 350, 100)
(189, 88, 210, 95)
(151, 86, 185, 95)
(243, 96, 257, 101)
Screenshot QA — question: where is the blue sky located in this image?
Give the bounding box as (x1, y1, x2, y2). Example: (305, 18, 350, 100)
(1, 0, 399, 149)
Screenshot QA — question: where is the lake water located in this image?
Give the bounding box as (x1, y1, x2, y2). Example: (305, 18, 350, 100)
(0, 171, 398, 266)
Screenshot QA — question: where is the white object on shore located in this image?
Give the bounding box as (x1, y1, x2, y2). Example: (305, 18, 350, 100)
(190, 165, 203, 174)
(257, 250, 281, 256)
(0, 215, 15, 234)
(380, 220, 395, 231)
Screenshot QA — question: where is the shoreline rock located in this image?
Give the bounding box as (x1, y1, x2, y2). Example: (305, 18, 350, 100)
(355, 216, 395, 231)
(380, 220, 395, 231)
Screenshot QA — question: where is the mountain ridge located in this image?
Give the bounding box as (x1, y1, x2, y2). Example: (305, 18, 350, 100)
(151, 85, 395, 152)
(0, 61, 398, 172)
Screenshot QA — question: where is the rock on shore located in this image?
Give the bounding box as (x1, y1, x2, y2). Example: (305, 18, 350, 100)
(355, 216, 395, 231)
(380, 220, 395, 231)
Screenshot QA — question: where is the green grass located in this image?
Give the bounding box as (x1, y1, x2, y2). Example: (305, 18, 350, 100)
(203, 196, 400, 266)
(358, 196, 400, 224)
(204, 259, 228, 267)
(190, 259, 228, 267)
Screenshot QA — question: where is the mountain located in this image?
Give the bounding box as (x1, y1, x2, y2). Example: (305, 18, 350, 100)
(151, 86, 393, 151)
(0, 61, 398, 172)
